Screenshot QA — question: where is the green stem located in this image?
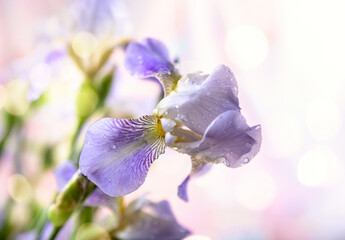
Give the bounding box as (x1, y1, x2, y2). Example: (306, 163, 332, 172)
(69, 118, 87, 165)
(48, 226, 62, 240)
(0, 200, 14, 239)
(48, 172, 96, 239)
(0, 112, 17, 159)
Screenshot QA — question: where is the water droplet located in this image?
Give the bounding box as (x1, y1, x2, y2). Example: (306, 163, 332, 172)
(180, 115, 187, 121)
(108, 178, 112, 182)
(243, 158, 249, 164)
(110, 144, 117, 149)
(175, 105, 180, 109)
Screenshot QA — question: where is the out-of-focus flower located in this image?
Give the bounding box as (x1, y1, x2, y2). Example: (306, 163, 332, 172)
(116, 198, 190, 240)
(68, 0, 130, 39)
(125, 38, 174, 78)
(125, 38, 180, 96)
(79, 38, 262, 200)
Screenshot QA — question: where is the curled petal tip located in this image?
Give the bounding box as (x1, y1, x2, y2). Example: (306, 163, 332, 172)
(177, 176, 190, 202)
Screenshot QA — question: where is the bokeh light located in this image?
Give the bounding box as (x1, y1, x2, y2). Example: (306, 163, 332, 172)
(72, 32, 98, 59)
(76, 223, 110, 240)
(267, 111, 304, 157)
(7, 174, 33, 204)
(4, 79, 30, 116)
(0, 84, 6, 110)
(183, 235, 212, 240)
(225, 25, 268, 69)
(29, 62, 52, 101)
(234, 169, 276, 211)
(297, 145, 343, 187)
(305, 98, 341, 141)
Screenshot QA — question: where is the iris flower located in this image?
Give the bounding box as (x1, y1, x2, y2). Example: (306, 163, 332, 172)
(79, 38, 262, 201)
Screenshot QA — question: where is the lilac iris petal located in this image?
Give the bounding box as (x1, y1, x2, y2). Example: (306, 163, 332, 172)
(176, 110, 262, 168)
(79, 116, 166, 197)
(54, 161, 117, 211)
(140, 38, 170, 63)
(177, 176, 190, 202)
(84, 188, 117, 212)
(156, 64, 240, 135)
(71, 0, 128, 37)
(41, 220, 73, 240)
(124, 38, 172, 78)
(117, 199, 190, 240)
(177, 158, 212, 202)
(54, 161, 77, 192)
(45, 49, 67, 64)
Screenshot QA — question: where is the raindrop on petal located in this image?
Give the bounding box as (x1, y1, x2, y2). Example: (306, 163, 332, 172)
(243, 158, 249, 164)
(110, 144, 117, 150)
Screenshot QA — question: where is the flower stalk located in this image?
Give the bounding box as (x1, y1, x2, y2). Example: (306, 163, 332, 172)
(48, 171, 95, 228)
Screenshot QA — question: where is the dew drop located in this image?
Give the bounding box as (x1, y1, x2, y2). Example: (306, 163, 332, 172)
(110, 144, 117, 149)
(108, 178, 112, 182)
(243, 158, 250, 164)
(180, 115, 187, 121)
(175, 105, 180, 109)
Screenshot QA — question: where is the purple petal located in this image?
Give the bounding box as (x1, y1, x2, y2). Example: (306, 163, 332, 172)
(177, 176, 190, 202)
(41, 220, 74, 240)
(44, 49, 67, 64)
(84, 188, 118, 212)
(140, 38, 170, 63)
(117, 199, 190, 239)
(124, 39, 172, 78)
(54, 162, 118, 211)
(71, 0, 128, 37)
(156, 65, 240, 135)
(15, 231, 36, 240)
(177, 158, 212, 202)
(177, 110, 262, 168)
(54, 162, 77, 192)
(79, 116, 166, 197)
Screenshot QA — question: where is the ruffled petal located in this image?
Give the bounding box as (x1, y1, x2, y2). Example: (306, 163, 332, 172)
(176, 110, 262, 168)
(124, 38, 172, 78)
(79, 116, 166, 197)
(155, 64, 240, 135)
(117, 199, 190, 239)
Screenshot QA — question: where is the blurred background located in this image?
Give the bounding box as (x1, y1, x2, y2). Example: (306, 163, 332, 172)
(1, 0, 345, 239)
